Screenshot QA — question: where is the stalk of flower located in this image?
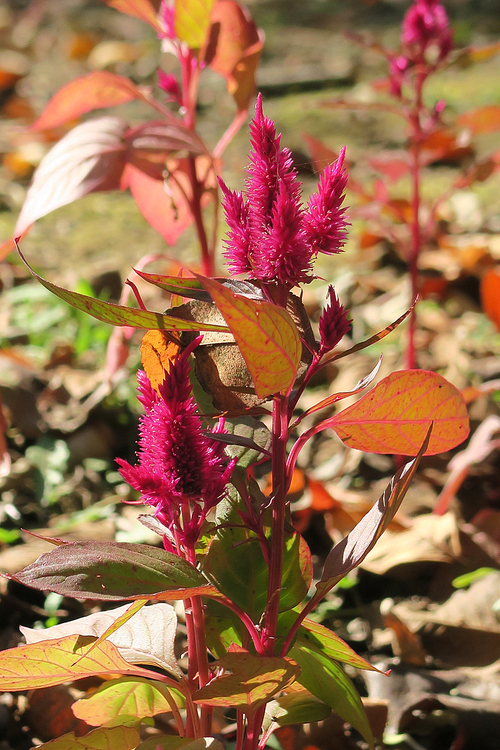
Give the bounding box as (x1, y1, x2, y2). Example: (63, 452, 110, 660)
(116, 337, 235, 555)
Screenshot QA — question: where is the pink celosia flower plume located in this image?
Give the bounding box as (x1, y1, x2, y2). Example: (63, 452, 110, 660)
(401, 0, 453, 63)
(319, 286, 351, 354)
(221, 95, 349, 289)
(116, 338, 235, 547)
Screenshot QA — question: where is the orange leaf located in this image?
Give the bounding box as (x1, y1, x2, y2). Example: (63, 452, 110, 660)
(105, 0, 161, 32)
(31, 72, 144, 131)
(0, 634, 155, 692)
(140, 330, 182, 393)
(198, 277, 301, 398)
(457, 105, 500, 135)
(481, 268, 500, 330)
(327, 370, 469, 455)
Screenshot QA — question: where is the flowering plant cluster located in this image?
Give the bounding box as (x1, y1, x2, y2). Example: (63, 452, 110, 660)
(0, 2, 472, 749)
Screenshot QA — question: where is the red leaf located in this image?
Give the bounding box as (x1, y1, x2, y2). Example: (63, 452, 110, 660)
(31, 72, 146, 131)
(368, 152, 410, 183)
(481, 268, 500, 330)
(104, 0, 161, 32)
(302, 133, 340, 174)
(325, 370, 469, 456)
(205, 0, 263, 110)
(15, 117, 128, 236)
(457, 105, 500, 135)
(125, 120, 206, 179)
(120, 162, 194, 245)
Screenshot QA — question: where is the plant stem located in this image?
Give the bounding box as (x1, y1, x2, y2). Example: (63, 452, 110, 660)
(187, 155, 214, 276)
(263, 394, 289, 654)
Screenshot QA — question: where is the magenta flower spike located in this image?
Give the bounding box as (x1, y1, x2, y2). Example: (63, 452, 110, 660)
(319, 286, 351, 354)
(221, 95, 349, 290)
(401, 0, 453, 62)
(116, 339, 235, 546)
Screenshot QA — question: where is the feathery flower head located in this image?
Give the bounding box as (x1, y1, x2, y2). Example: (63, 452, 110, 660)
(116, 338, 234, 546)
(221, 95, 348, 289)
(319, 286, 351, 354)
(401, 0, 453, 62)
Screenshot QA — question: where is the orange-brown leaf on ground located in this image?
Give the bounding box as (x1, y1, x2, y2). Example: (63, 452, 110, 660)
(327, 370, 469, 456)
(457, 105, 500, 135)
(198, 277, 302, 398)
(205, 1, 263, 111)
(31, 72, 146, 131)
(0, 634, 155, 692)
(105, 0, 161, 31)
(481, 268, 500, 330)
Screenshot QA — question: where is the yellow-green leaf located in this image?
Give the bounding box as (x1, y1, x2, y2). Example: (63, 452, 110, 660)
(198, 276, 301, 398)
(29, 724, 140, 750)
(0, 634, 155, 691)
(174, 0, 216, 49)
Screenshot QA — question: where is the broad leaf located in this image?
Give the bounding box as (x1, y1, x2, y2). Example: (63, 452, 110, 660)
(206, 1, 263, 111)
(263, 688, 331, 732)
(0, 634, 156, 691)
(301, 357, 382, 419)
(316, 431, 429, 599)
(203, 525, 310, 620)
(326, 370, 469, 455)
(105, 0, 162, 31)
(299, 619, 383, 672)
(133, 271, 263, 302)
(12, 541, 210, 600)
(73, 676, 181, 725)
(193, 649, 300, 712)
(21, 601, 182, 676)
(174, 0, 216, 49)
(289, 643, 373, 748)
(17, 248, 229, 332)
(198, 276, 301, 398)
(221, 416, 272, 467)
(203, 598, 245, 659)
(126, 120, 206, 174)
(31, 72, 146, 131)
(31, 724, 140, 750)
(457, 105, 500, 134)
(15, 117, 128, 236)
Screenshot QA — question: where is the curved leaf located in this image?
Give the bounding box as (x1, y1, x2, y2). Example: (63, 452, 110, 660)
(263, 689, 331, 731)
(193, 649, 300, 712)
(31, 724, 140, 750)
(327, 370, 469, 455)
(299, 619, 383, 672)
(15, 117, 128, 236)
(12, 541, 210, 600)
(0, 634, 155, 691)
(138, 739, 224, 750)
(17, 247, 229, 332)
(73, 676, 181, 726)
(105, 0, 162, 32)
(21, 601, 182, 676)
(199, 276, 301, 398)
(289, 643, 373, 748)
(32, 72, 146, 131)
(457, 105, 500, 135)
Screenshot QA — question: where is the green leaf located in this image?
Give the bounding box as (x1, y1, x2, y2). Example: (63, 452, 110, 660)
(203, 526, 310, 620)
(204, 598, 245, 659)
(223, 416, 272, 467)
(299, 618, 383, 672)
(30, 724, 140, 750)
(12, 541, 212, 601)
(17, 248, 229, 332)
(137, 738, 224, 750)
(452, 567, 497, 589)
(0, 634, 155, 691)
(263, 689, 331, 732)
(193, 649, 300, 712)
(198, 276, 301, 398)
(289, 642, 374, 748)
(72, 676, 182, 726)
(174, 0, 216, 49)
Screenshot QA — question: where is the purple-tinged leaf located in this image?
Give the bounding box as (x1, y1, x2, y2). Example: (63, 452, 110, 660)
(315, 427, 431, 599)
(17, 247, 229, 333)
(15, 117, 128, 236)
(126, 120, 206, 178)
(11, 541, 211, 601)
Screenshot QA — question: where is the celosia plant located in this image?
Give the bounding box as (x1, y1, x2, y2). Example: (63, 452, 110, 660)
(3, 99, 469, 750)
(317, 0, 500, 369)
